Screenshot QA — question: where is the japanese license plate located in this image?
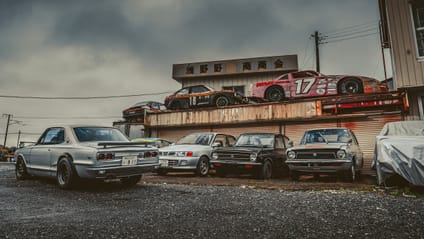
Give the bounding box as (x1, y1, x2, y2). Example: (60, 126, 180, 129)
(122, 156, 138, 166)
(159, 159, 168, 167)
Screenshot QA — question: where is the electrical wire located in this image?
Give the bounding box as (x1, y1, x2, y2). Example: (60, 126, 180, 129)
(0, 91, 173, 100)
(321, 20, 379, 36)
(322, 31, 379, 44)
(324, 27, 378, 40)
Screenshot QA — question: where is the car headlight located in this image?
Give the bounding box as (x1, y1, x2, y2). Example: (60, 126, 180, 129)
(287, 151, 296, 159)
(337, 150, 346, 159)
(212, 152, 218, 160)
(250, 153, 257, 161)
(176, 151, 193, 157)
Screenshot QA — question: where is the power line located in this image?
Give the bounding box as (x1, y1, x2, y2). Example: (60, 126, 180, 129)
(321, 20, 379, 35)
(322, 31, 379, 44)
(14, 116, 121, 119)
(0, 91, 173, 100)
(324, 27, 378, 40)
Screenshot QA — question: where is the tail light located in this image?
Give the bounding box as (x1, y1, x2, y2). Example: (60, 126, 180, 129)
(144, 152, 151, 158)
(142, 151, 158, 158)
(97, 153, 114, 160)
(151, 151, 158, 157)
(186, 151, 193, 157)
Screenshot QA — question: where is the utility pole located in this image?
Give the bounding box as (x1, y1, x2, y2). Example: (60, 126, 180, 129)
(16, 130, 21, 148)
(314, 31, 320, 72)
(2, 114, 12, 147)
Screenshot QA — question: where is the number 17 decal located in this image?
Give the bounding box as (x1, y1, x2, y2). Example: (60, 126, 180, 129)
(295, 78, 316, 95)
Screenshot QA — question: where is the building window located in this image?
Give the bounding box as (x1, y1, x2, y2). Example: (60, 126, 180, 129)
(200, 64, 208, 73)
(186, 65, 194, 74)
(242, 62, 251, 71)
(274, 59, 283, 69)
(214, 64, 223, 72)
(411, 1, 424, 58)
(258, 61, 267, 70)
(223, 85, 245, 95)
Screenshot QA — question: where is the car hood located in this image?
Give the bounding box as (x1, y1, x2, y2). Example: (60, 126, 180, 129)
(159, 144, 211, 152)
(215, 146, 264, 153)
(289, 143, 347, 151)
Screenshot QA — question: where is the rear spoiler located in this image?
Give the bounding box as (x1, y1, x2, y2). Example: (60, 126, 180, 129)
(97, 142, 154, 148)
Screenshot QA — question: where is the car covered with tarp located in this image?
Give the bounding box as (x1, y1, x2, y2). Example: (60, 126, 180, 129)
(374, 121, 424, 186)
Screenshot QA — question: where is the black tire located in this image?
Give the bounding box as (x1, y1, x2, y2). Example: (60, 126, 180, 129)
(257, 160, 273, 179)
(343, 163, 356, 182)
(157, 169, 168, 176)
(290, 171, 300, 181)
(120, 175, 142, 187)
(215, 95, 230, 107)
(56, 157, 78, 189)
(15, 158, 29, 180)
(265, 86, 284, 102)
(338, 78, 363, 94)
(195, 156, 209, 177)
(215, 168, 227, 177)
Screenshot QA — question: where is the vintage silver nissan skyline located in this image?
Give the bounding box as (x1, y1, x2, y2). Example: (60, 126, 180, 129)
(14, 125, 160, 189)
(285, 128, 363, 182)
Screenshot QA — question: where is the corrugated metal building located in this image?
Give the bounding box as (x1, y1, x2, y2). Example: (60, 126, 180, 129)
(380, 0, 424, 120)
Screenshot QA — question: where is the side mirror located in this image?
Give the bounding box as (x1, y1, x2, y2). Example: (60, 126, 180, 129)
(288, 141, 294, 148)
(212, 142, 223, 148)
(347, 139, 353, 144)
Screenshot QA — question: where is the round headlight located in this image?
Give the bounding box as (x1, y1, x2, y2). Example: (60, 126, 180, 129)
(287, 151, 296, 159)
(212, 152, 218, 160)
(337, 150, 346, 159)
(250, 153, 257, 161)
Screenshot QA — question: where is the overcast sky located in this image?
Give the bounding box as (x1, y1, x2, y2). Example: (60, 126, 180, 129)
(0, 0, 388, 146)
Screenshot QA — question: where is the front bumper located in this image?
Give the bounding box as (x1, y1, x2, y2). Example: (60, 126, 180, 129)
(286, 159, 352, 173)
(76, 163, 160, 179)
(158, 156, 199, 170)
(210, 160, 262, 170)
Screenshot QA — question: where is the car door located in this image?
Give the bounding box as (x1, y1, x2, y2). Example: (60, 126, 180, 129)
(289, 71, 320, 98)
(190, 85, 211, 106)
(29, 127, 65, 177)
(350, 131, 363, 168)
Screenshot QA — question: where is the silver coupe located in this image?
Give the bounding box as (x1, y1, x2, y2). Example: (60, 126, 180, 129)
(14, 125, 160, 189)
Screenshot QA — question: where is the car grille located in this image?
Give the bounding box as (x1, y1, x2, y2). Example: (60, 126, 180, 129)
(167, 160, 179, 167)
(160, 152, 175, 156)
(295, 150, 337, 160)
(215, 152, 251, 161)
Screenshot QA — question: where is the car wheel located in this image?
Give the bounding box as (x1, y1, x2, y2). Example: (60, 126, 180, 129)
(290, 171, 300, 181)
(215, 168, 227, 177)
(57, 157, 78, 189)
(157, 169, 168, 176)
(120, 175, 142, 187)
(338, 78, 363, 94)
(344, 163, 356, 182)
(258, 160, 272, 179)
(265, 86, 284, 101)
(15, 158, 29, 180)
(195, 156, 209, 177)
(215, 95, 230, 107)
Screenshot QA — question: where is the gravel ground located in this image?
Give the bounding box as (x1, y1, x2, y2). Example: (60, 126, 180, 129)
(0, 163, 423, 239)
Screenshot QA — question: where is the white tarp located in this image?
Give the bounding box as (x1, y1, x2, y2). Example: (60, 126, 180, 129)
(374, 121, 424, 186)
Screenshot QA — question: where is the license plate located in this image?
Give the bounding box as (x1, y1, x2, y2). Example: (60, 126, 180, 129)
(159, 159, 168, 167)
(122, 156, 138, 166)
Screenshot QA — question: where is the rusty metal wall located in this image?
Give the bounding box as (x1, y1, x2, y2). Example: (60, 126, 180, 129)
(211, 124, 281, 138)
(339, 113, 402, 175)
(145, 101, 319, 127)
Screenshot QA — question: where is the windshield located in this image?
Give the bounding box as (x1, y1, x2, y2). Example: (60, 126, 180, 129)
(235, 134, 274, 148)
(176, 133, 213, 145)
(301, 129, 351, 144)
(73, 127, 129, 142)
